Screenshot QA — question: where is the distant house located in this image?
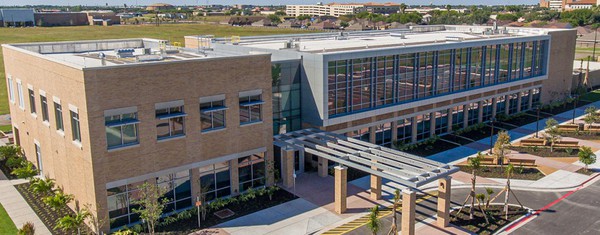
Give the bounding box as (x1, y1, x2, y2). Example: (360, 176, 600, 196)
(277, 20, 301, 28)
(251, 19, 274, 27)
(0, 8, 35, 27)
(309, 20, 339, 30)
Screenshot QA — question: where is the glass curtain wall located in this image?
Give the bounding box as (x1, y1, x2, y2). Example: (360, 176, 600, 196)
(273, 61, 302, 135)
(327, 40, 548, 117)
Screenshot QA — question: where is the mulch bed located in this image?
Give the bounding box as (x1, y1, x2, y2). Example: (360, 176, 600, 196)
(542, 100, 592, 115)
(155, 189, 297, 234)
(576, 168, 595, 176)
(0, 160, 18, 180)
(525, 110, 553, 119)
(459, 165, 545, 180)
(458, 126, 503, 142)
(440, 134, 473, 145)
(502, 114, 540, 127)
(14, 182, 78, 235)
(403, 139, 460, 157)
(450, 205, 529, 235)
(510, 146, 579, 158)
(561, 132, 600, 140)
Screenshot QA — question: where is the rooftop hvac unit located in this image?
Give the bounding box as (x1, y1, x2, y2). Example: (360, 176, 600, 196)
(115, 48, 135, 58)
(390, 33, 406, 39)
(136, 54, 163, 62)
(334, 36, 348, 40)
(446, 36, 464, 42)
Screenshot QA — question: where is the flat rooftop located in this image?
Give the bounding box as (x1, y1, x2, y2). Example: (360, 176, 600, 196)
(190, 25, 566, 54)
(2, 38, 249, 69)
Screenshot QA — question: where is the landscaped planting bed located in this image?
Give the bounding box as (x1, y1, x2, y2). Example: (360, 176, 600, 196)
(155, 188, 297, 234)
(0, 159, 17, 180)
(457, 125, 504, 142)
(440, 134, 473, 145)
(561, 132, 600, 140)
(502, 113, 540, 127)
(576, 168, 595, 176)
(542, 100, 592, 115)
(14, 183, 76, 235)
(510, 146, 579, 158)
(403, 139, 460, 157)
(450, 205, 529, 235)
(458, 165, 545, 180)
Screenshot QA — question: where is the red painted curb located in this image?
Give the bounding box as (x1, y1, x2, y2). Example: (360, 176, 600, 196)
(503, 173, 600, 232)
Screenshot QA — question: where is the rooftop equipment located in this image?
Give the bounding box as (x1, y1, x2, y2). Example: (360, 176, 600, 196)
(115, 48, 135, 58)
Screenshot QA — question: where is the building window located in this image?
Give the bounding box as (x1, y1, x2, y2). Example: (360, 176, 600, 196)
(17, 82, 24, 109)
(434, 110, 449, 136)
(28, 89, 36, 115)
(54, 101, 64, 131)
(375, 123, 392, 147)
(70, 110, 81, 142)
(238, 154, 265, 192)
(239, 94, 263, 125)
(396, 118, 412, 144)
(8, 77, 14, 103)
(156, 102, 186, 140)
(105, 109, 139, 149)
(157, 171, 192, 213)
(40, 95, 49, 122)
(199, 162, 231, 202)
(350, 127, 370, 142)
(467, 102, 479, 126)
(200, 99, 226, 132)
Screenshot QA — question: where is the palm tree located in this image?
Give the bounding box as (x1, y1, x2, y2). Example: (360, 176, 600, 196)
(29, 178, 55, 196)
(578, 146, 596, 172)
(387, 189, 400, 235)
(485, 188, 494, 209)
(475, 193, 489, 224)
(457, 152, 483, 220)
(446, 4, 452, 12)
(503, 164, 514, 219)
(55, 208, 90, 235)
(400, 3, 407, 14)
(367, 205, 381, 235)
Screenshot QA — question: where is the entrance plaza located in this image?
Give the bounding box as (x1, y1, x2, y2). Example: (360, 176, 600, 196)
(274, 128, 458, 235)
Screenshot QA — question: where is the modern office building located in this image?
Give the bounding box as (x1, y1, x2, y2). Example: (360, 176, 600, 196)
(3, 25, 576, 233)
(2, 39, 274, 231)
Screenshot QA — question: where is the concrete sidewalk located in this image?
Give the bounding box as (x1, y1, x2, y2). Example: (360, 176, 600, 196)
(0, 171, 51, 235)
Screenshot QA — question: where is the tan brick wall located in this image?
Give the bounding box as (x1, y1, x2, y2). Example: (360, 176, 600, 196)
(542, 30, 577, 103)
(3, 46, 274, 232)
(2, 46, 97, 213)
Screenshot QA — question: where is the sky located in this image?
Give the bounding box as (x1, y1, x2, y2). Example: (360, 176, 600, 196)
(0, 0, 539, 7)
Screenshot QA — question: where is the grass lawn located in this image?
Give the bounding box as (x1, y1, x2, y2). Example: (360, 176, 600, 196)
(0, 24, 312, 115)
(579, 89, 600, 102)
(0, 124, 11, 133)
(0, 203, 18, 234)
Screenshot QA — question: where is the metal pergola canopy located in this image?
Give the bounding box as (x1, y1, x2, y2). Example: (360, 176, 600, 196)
(274, 128, 459, 189)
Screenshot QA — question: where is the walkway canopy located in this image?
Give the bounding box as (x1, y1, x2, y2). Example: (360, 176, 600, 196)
(274, 128, 459, 189)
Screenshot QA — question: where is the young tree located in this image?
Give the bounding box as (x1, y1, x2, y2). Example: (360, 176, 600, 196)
(584, 106, 598, 128)
(484, 188, 494, 209)
(493, 131, 511, 166)
(457, 152, 483, 220)
(578, 146, 596, 172)
(387, 189, 400, 235)
(84, 203, 108, 235)
(17, 222, 35, 235)
(366, 205, 381, 235)
(55, 208, 90, 235)
(544, 118, 561, 152)
(132, 182, 169, 235)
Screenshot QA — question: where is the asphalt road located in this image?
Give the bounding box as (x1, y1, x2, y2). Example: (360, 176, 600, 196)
(346, 186, 568, 235)
(514, 179, 600, 235)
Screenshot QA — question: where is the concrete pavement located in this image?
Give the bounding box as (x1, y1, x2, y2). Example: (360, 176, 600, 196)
(0, 171, 51, 235)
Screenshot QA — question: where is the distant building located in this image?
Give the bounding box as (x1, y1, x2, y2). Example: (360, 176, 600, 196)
(34, 12, 88, 27)
(146, 3, 175, 11)
(540, 0, 600, 11)
(0, 8, 35, 27)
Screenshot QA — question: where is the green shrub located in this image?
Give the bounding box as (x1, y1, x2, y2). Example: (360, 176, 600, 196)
(6, 157, 25, 169)
(565, 148, 574, 155)
(0, 145, 21, 161)
(17, 222, 35, 235)
(11, 162, 38, 179)
(114, 228, 139, 235)
(42, 190, 74, 211)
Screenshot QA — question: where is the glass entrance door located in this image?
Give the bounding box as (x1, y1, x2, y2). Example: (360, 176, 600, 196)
(294, 149, 304, 174)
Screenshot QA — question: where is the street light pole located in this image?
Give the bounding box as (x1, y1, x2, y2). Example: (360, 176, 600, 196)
(489, 117, 495, 155)
(536, 105, 540, 138)
(572, 95, 578, 124)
